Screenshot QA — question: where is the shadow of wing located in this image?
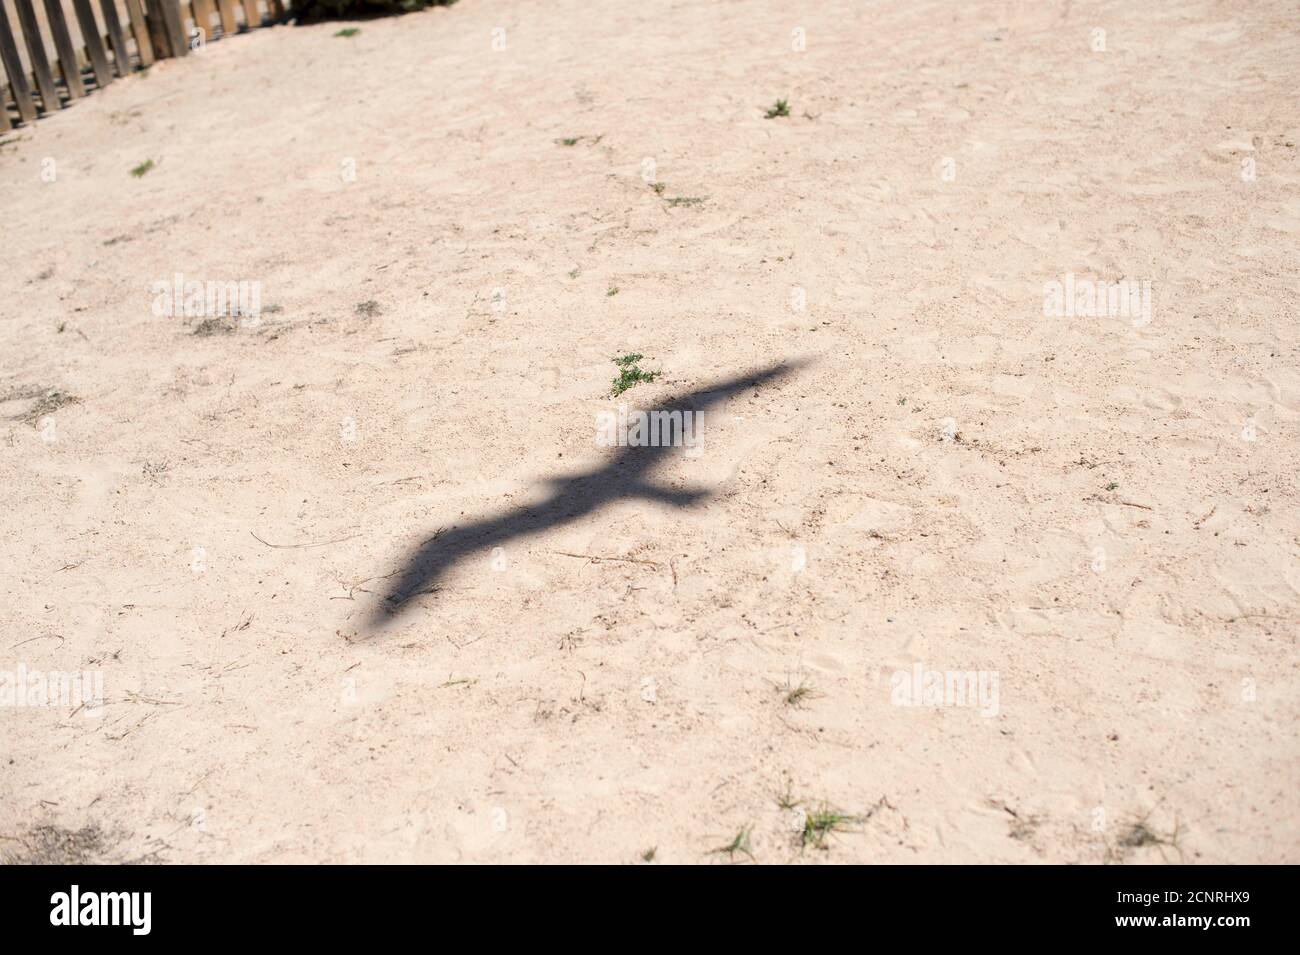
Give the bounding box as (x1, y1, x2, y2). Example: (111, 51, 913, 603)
(369, 360, 803, 625)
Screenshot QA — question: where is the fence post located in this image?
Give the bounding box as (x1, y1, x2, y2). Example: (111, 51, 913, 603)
(216, 0, 237, 36)
(99, 0, 133, 76)
(123, 0, 155, 67)
(192, 0, 215, 43)
(69, 0, 115, 86)
(0, 1, 39, 123)
(42, 0, 87, 97)
(157, 0, 188, 57)
(14, 0, 61, 112)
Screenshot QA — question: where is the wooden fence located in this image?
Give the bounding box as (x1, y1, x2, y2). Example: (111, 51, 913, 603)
(1, 0, 288, 130)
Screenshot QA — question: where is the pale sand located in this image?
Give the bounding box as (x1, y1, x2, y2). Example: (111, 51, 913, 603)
(1, 0, 1297, 864)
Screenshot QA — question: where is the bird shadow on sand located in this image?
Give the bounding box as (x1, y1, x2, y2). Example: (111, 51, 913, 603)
(367, 359, 805, 628)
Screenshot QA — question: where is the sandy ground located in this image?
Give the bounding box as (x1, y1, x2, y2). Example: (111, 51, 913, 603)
(1, 0, 1297, 864)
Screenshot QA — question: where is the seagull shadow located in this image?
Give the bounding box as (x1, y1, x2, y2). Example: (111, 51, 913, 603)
(368, 359, 803, 626)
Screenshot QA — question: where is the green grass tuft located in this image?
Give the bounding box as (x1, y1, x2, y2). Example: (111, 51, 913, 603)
(765, 98, 791, 119)
(802, 804, 860, 849)
(708, 826, 754, 862)
(610, 354, 659, 396)
(781, 677, 816, 708)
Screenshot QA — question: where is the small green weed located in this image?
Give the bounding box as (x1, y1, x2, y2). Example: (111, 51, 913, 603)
(610, 353, 659, 396)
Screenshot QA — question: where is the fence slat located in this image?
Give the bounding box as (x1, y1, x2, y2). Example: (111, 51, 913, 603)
(156, 0, 187, 56)
(239, 0, 258, 30)
(267, 0, 283, 18)
(70, 0, 114, 86)
(41, 0, 86, 98)
(99, 0, 133, 76)
(1, 94, 11, 131)
(14, 0, 61, 112)
(123, 0, 154, 66)
(144, 3, 168, 58)
(0, 2, 38, 123)
(190, 0, 210, 42)
(215, 0, 236, 36)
